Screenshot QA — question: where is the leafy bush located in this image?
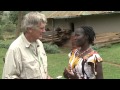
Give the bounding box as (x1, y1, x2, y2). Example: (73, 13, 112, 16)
(0, 11, 16, 34)
(43, 43, 60, 54)
(103, 44, 112, 48)
(0, 43, 10, 49)
(0, 41, 10, 49)
(0, 22, 16, 33)
(0, 35, 4, 40)
(91, 45, 101, 50)
(92, 44, 112, 51)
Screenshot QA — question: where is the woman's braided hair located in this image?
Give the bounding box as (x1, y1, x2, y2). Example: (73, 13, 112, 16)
(81, 26, 96, 45)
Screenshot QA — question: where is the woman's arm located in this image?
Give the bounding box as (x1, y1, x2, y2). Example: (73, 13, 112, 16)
(88, 61, 103, 79)
(96, 62, 103, 79)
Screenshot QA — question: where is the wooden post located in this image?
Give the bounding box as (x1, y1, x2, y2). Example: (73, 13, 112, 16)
(52, 18, 55, 43)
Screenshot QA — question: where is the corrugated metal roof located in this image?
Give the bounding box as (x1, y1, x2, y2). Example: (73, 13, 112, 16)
(41, 11, 115, 19)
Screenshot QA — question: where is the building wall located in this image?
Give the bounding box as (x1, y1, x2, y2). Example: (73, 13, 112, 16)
(46, 14, 120, 48)
(46, 19, 70, 31)
(46, 14, 120, 34)
(77, 14, 120, 33)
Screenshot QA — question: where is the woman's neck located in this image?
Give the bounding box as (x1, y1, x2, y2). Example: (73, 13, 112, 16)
(78, 43, 92, 57)
(80, 43, 90, 52)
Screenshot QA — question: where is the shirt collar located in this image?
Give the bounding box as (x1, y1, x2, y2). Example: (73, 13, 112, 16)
(21, 33, 31, 48)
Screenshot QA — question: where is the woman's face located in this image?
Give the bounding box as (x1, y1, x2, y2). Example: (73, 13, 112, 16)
(74, 28, 87, 47)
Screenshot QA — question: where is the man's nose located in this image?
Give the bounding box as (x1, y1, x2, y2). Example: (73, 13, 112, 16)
(42, 29, 46, 33)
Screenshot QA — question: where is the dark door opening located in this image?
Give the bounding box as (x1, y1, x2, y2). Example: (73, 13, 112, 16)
(70, 23, 74, 32)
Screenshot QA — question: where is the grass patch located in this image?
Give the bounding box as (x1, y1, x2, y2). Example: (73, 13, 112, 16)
(103, 62, 120, 79)
(47, 53, 69, 79)
(1, 40, 120, 79)
(97, 43, 120, 64)
(0, 48, 7, 78)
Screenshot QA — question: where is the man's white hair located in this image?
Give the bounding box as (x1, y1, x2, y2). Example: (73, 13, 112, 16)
(21, 11, 47, 32)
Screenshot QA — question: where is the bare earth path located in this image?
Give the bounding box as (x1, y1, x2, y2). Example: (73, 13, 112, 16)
(104, 61, 120, 67)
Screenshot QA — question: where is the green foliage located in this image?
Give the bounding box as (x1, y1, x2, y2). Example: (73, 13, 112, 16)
(0, 48, 7, 78)
(0, 11, 16, 34)
(91, 45, 101, 50)
(0, 42, 10, 49)
(92, 44, 112, 51)
(0, 11, 41, 34)
(1, 40, 120, 78)
(9, 11, 19, 25)
(98, 43, 120, 64)
(103, 62, 120, 79)
(0, 21, 16, 33)
(47, 53, 68, 78)
(43, 43, 61, 54)
(9, 11, 32, 25)
(0, 11, 3, 23)
(103, 44, 112, 48)
(0, 35, 4, 40)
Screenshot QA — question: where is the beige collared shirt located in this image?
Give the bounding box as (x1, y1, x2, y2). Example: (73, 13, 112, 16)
(2, 33, 48, 79)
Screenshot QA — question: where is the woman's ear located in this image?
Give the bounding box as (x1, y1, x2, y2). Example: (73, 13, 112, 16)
(85, 35, 89, 40)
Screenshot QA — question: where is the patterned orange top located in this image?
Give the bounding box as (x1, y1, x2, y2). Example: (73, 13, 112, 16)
(68, 48, 103, 79)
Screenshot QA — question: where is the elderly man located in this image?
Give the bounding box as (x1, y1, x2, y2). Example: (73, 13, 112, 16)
(2, 12, 51, 79)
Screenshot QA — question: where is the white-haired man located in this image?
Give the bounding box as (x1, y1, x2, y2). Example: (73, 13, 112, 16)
(2, 12, 52, 79)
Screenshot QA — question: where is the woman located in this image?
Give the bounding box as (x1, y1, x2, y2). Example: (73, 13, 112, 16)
(63, 26, 103, 79)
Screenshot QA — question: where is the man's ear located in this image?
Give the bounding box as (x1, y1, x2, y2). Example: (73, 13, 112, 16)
(29, 30, 32, 33)
(27, 27, 32, 33)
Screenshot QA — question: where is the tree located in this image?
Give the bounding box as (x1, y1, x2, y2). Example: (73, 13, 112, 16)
(10, 11, 42, 37)
(15, 11, 41, 37)
(16, 11, 24, 38)
(9, 11, 18, 25)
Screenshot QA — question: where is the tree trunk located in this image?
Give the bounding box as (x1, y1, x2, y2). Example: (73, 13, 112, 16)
(16, 11, 23, 38)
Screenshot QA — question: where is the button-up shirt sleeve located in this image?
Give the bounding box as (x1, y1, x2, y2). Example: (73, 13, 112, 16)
(2, 48, 22, 79)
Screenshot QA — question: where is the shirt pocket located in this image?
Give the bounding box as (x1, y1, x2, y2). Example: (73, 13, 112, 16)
(22, 60, 41, 79)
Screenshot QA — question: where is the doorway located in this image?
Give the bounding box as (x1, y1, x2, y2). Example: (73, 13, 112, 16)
(70, 23, 74, 32)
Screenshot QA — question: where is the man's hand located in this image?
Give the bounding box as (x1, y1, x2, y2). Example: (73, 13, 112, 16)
(47, 75, 52, 79)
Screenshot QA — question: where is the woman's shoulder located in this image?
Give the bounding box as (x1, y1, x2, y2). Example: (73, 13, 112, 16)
(92, 50, 102, 61)
(85, 50, 103, 63)
(68, 48, 78, 57)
